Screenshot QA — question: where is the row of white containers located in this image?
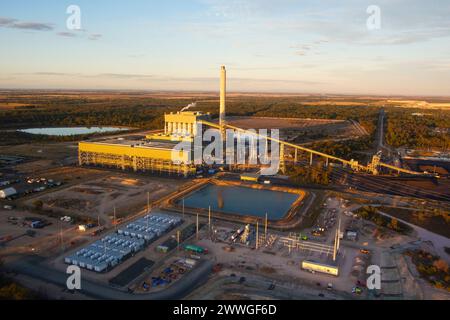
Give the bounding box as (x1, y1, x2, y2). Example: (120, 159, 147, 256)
(117, 213, 182, 240)
(64, 212, 182, 273)
(64, 234, 145, 273)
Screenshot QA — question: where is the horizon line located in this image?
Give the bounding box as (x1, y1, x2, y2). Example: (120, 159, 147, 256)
(1, 88, 450, 99)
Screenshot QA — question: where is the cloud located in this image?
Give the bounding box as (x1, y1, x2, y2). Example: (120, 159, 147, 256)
(32, 72, 79, 76)
(96, 73, 153, 79)
(201, 0, 302, 21)
(285, 2, 450, 47)
(11, 21, 53, 31)
(358, 27, 450, 46)
(88, 33, 102, 41)
(0, 16, 54, 31)
(22, 71, 324, 86)
(0, 16, 103, 41)
(25, 72, 152, 80)
(199, 1, 450, 47)
(56, 31, 102, 41)
(127, 53, 147, 58)
(56, 30, 102, 41)
(233, 77, 323, 85)
(290, 44, 312, 51)
(290, 39, 328, 57)
(0, 17, 17, 26)
(57, 32, 77, 38)
(233, 64, 318, 71)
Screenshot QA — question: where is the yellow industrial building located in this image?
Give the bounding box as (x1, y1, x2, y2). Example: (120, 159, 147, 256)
(78, 69, 221, 176)
(78, 138, 196, 176)
(78, 110, 214, 176)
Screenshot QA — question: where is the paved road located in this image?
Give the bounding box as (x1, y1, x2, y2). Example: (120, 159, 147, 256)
(376, 109, 385, 152)
(5, 256, 213, 300)
(375, 109, 401, 167)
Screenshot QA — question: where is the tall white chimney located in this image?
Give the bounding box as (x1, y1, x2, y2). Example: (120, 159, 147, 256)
(220, 65, 226, 133)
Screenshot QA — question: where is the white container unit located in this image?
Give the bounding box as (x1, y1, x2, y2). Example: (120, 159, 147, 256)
(65, 213, 181, 273)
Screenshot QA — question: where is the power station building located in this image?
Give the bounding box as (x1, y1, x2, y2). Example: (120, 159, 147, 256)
(146, 111, 211, 142)
(78, 66, 226, 176)
(165, 111, 210, 137)
(78, 138, 196, 176)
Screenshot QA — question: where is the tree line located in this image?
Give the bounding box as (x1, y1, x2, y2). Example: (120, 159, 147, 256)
(385, 109, 450, 150)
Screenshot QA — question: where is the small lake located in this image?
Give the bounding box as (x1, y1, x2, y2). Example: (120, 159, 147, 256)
(180, 184, 299, 220)
(18, 127, 129, 136)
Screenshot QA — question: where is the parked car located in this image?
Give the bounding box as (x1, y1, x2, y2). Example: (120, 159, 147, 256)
(352, 287, 363, 295)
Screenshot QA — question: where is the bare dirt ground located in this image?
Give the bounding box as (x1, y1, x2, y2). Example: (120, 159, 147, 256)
(222, 116, 363, 143)
(226, 116, 359, 133)
(196, 237, 360, 293)
(8, 167, 111, 212)
(0, 208, 66, 256)
(0, 142, 78, 163)
(225, 116, 345, 129)
(28, 174, 189, 225)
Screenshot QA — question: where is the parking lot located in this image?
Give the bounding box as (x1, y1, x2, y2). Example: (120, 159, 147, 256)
(0, 208, 63, 253)
(0, 176, 63, 201)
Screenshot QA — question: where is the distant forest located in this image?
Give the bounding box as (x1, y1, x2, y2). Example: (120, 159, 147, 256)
(195, 98, 380, 134)
(0, 94, 381, 130)
(385, 109, 450, 151)
(0, 95, 180, 129)
(0, 93, 448, 151)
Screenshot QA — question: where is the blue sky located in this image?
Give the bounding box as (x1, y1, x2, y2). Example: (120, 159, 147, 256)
(1, 0, 450, 95)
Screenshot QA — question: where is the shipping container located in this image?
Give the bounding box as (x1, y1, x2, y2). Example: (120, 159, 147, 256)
(184, 244, 208, 254)
(302, 260, 339, 277)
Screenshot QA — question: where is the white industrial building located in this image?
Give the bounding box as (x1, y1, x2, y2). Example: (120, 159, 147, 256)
(0, 187, 17, 199)
(65, 212, 182, 273)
